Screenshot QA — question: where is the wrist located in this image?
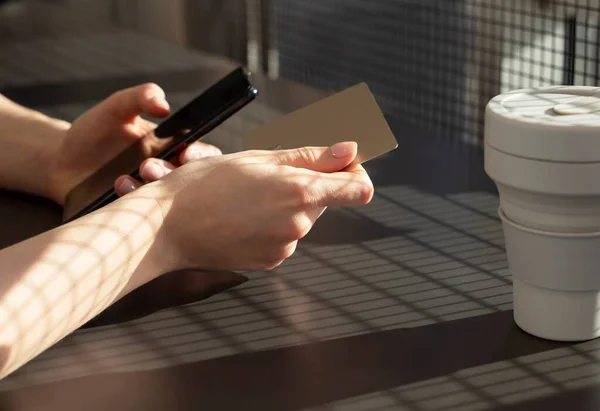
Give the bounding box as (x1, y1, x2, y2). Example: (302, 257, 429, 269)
(78, 191, 171, 286)
(42, 120, 74, 205)
(130, 184, 177, 278)
(132, 182, 179, 275)
(0, 102, 70, 201)
(20, 113, 70, 202)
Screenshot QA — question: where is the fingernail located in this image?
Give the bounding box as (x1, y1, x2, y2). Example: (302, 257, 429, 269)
(143, 162, 165, 180)
(118, 178, 137, 195)
(330, 141, 357, 158)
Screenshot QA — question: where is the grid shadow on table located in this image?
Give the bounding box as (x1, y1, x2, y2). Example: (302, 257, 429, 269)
(301, 342, 600, 411)
(4, 184, 600, 411)
(0, 184, 514, 390)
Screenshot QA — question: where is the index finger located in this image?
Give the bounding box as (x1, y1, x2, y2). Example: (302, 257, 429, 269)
(292, 165, 374, 207)
(106, 83, 170, 121)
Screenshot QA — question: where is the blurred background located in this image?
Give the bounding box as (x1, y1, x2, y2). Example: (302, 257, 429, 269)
(0, 0, 599, 147)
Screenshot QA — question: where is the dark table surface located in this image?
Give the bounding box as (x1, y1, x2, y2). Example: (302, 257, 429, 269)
(0, 29, 599, 411)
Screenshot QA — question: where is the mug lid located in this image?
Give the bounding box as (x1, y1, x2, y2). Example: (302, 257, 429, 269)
(486, 86, 600, 162)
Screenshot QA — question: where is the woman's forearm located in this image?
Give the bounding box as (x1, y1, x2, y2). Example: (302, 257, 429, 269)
(0, 193, 166, 378)
(0, 94, 70, 198)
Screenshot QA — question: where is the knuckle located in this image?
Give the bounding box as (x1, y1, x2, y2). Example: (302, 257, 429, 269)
(283, 241, 299, 259)
(262, 260, 285, 271)
(108, 88, 127, 102)
(250, 259, 272, 271)
(140, 82, 161, 94)
(261, 257, 283, 272)
(288, 179, 312, 206)
(297, 215, 314, 239)
(262, 261, 282, 271)
(283, 218, 312, 241)
(142, 83, 164, 102)
(143, 82, 160, 90)
(295, 147, 317, 167)
(261, 241, 298, 271)
(360, 180, 375, 204)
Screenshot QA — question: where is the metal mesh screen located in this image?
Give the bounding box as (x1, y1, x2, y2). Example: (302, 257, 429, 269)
(267, 0, 600, 143)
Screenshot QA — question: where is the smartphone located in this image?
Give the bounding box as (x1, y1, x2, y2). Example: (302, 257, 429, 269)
(62, 67, 258, 223)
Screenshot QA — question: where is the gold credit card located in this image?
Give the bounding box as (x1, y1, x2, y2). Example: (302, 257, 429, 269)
(244, 83, 398, 164)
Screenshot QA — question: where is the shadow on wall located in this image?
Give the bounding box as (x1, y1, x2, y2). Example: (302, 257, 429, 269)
(273, 0, 474, 141)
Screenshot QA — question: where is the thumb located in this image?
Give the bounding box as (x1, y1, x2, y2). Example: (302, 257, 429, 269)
(102, 83, 170, 122)
(270, 141, 358, 173)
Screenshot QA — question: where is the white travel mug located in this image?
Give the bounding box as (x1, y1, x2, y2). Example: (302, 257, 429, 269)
(485, 86, 600, 341)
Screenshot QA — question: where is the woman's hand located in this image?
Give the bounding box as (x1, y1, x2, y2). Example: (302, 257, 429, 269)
(131, 141, 373, 272)
(48, 83, 221, 204)
(0, 140, 373, 379)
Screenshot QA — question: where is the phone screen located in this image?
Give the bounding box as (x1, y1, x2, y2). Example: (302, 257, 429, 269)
(62, 67, 258, 223)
